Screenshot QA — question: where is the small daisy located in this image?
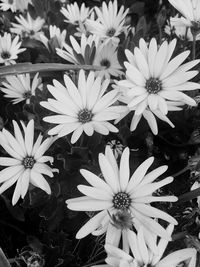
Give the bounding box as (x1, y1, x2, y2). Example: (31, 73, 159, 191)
(100, 225, 197, 267)
(66, 146, 178, 241)
(11, 13, 45, 41)
(0, 120, 58, 205)
(40, 25, 67, 50)
(93, 41, 123, 78)
(61, 2, 90, 25)
(165, 15, 200, 41)
(56, 34, 100, 65)
(117, 38, 200, 134)
(40, 70, 126, 144)
(168, 0, 200, 28)
(86, 0, 129, 45)
(0, 32, 26, 65)
(0, 72, 42, 104)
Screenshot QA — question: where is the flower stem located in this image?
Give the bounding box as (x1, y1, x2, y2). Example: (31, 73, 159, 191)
(192, 32, 197, 60)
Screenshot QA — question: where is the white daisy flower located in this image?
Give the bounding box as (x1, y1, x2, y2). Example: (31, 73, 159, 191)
(86, 0, 129, 45)
(0, 0, 16, 12)
(66, 146, 178, 241)
(0, 32, 26, 65)
(100, 225, 197, 267)
(117, 38, 200, 134)
(93, 41, 123, 78)
(0, 72, 42, 104)
(168, 0, 200, 28)
(61, 2, 90, 25)
(11, 13, 45, 41)
(40, 25, 67, 50)
(56, 34, 122, 78)
(40, 70, 125, 144)
(56, 33, 99, 65)
(0, 120, 58, 205)
(165, 15, 200, 41)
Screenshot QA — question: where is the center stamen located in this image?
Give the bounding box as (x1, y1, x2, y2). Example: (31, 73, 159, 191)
(1, 51, 11, 59)
(106, 27, 116, 37)
(23, 91, 32, 99)
(23, 156, 35, 169)
(113, 192, 131, 210)
(100, 59, 111, 68)
(145, 77, 162, 94)
(78, 108, 93, 123)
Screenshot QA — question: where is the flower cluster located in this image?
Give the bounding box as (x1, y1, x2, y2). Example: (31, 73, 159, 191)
(0, 0, 200, 266)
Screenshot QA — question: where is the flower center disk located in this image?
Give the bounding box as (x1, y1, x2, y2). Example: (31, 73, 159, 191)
(78, 108, 93, 123)
(106, 27, 116, 37)
(1, 51, 11, 59)
(23, 156, 35, 169)
(113, 192, 131, 210)
(145, 77, 162, 94)
(100, 59, 111, 68)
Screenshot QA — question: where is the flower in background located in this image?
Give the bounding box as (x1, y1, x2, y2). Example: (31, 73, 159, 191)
(165, 15, 200, 41)
(57, 34, 122, 79)
(168, 0, 200, 28)
(0, 72, 42, 104)
(56, 34, 99, 65)
(93, 41, 123, 78)
(40, 70, 125, 144)
(97, 225, 197, 267)
(107, 140, 124, 159)
(0, 0, 16, 12)
(0, 0, 32, 12)
(86, 0, 129, 45)
(40, 25, 67, 50)
(0, 32, 26, 65)
(11, 13, 45, 41)
(0, 120, 58, 205)
(117, 38, 200, 134)
(66, 146, 178, 241)
(61, 2, 90, 25)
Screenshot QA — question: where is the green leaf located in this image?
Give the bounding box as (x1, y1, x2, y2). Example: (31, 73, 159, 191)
(0, 63, 104, 77)
(0, 248, 11, 267)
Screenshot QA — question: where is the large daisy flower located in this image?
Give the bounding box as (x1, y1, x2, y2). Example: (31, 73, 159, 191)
(66, 146, 178, 241)
(0, 32, 26, 65)
(10, 13, 45, 41)
(117, 38, 200, 134)
(168, 0, 200, 28)
(0, 120, 58, 205)
(0, 72, 42, 104)
(40, 70, 125, 144)
(86, 0, 129, 45)
(98, 225, 197, 267)
(61, 2, 90, 25)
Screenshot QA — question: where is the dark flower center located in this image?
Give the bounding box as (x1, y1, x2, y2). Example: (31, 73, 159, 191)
(29, 30, 35, 36)
(113, 192, 131, 210)
(145, 77, 162, 94)
(1, 51, 11, 59)
(23, 91, 32, 99)
(23, 156, 35, 169)
(106, 27, 116, 37)
(100, 59, 111, 68)
(78, 108, 93, 123)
